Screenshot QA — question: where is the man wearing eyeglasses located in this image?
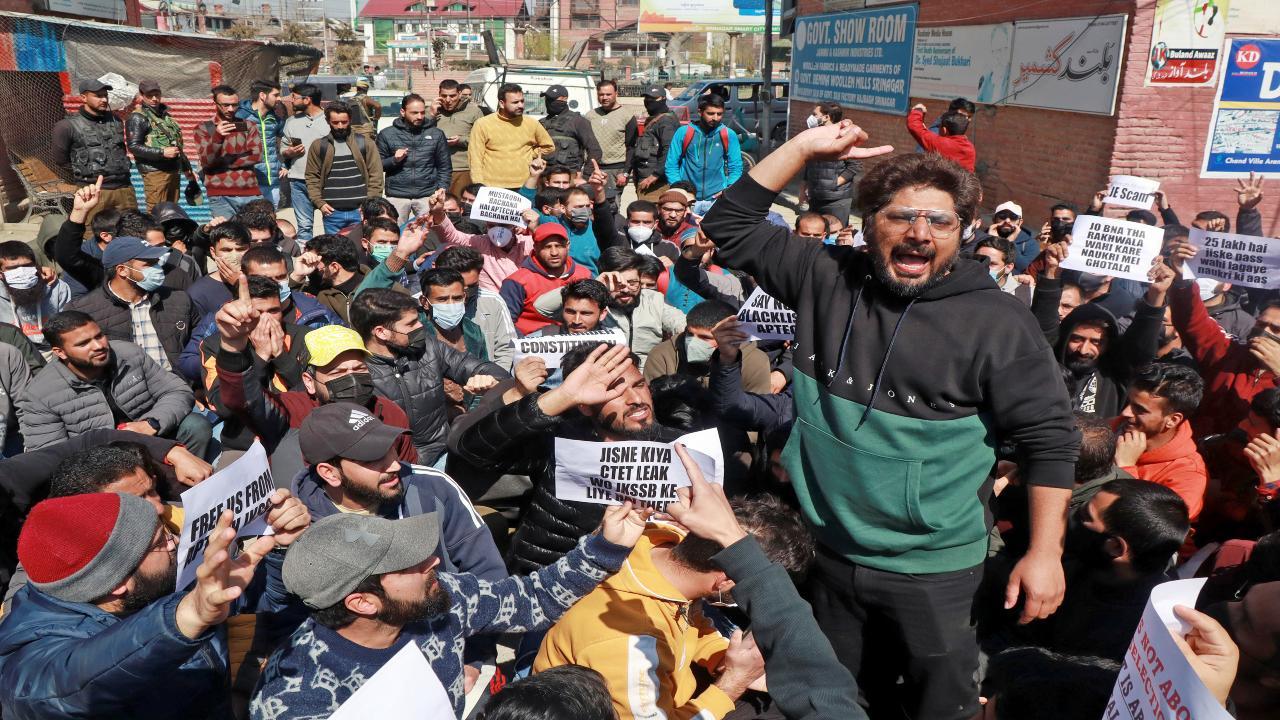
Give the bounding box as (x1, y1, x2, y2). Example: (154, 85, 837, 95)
(195, 84, 265, 219)
(701, 121, 1079, 720)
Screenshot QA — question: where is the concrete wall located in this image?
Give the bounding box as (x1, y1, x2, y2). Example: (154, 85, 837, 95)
(787, 0, 1280, 235)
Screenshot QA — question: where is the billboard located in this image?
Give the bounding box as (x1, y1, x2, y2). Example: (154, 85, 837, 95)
(1146, 0, 1229, 86)
(911, 23, 1013, 104)
(1201, 38, 1280, 178)
(790, 4, 918, 115)
(638, 0, 782, 34)
(1006, 14, 1128, 116)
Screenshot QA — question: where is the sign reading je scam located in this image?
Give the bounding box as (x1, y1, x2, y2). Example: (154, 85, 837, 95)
(1105, 175, 1161, 210)
(1059, 216, 1165, 284)
(469, 187, 532, 228)
(554, 428, 724, 509)
(1187, 227, 1280, 290)
(736, 287, 796, 341)
(175, 441, 275, 591)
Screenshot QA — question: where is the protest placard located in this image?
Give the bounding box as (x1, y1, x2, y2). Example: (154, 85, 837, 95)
(1105, 175, 1161, 210)
(736, 287, 796, 341)
(554, 428, 724, 509)
(329, 642, 451, 720)
(514, 328, 628, 369)
(1059, 216, 1164, 283)
(469, 186, 532, 228)
(1104, 578, 1233, 720)
(175, 441, 275, 590)
(1187, 228, 1280, 290)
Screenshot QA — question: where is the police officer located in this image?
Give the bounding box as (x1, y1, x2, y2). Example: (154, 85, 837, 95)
(538, 85, 601, 181)
(51, 78, 136, 227)
(347, 79, 382, 140)
(625, 86, 679, 203)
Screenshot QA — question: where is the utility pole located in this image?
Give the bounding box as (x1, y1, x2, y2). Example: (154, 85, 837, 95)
(758, 0, 773, 159)
(550, 0, 560, 61)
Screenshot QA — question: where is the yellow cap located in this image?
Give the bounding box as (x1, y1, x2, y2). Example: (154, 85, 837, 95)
(304, 325, 367, 367)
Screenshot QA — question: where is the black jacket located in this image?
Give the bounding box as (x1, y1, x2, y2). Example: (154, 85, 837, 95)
(540, 110, 602, 176)
(125, 105, 191, 176)
(376, 117, 451, 199)
(802, 158, 861, 201)
(626, 112, 680, 182)
(365, 338, 508, 465)
(66, 283, 200, 372)
(449, 391, 682, 574)
(1033, 277, 1162, 418)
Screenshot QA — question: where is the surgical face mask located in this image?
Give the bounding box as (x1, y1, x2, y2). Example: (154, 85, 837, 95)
(323, 372, 375, 408)
(805, 114, 822, 129)
(370, 244, 395, 262)
(277, 280, 292, 303)
(627, 225, 654, 245)
(686, 335, 715, 363)
(962, 223, 975, 241)
(431, 301, 466, 330)
(1196, 277, 1221, 302)
(3, 266, 39, 290)
(568, 207, 592, 226)
(823, 233, 837, 246)
(487, 226, 514, 247)
(131, 264, 166, 292)
(989, 268, 1003, 282)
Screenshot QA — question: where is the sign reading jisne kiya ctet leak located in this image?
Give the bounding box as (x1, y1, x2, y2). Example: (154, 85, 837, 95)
(1105, 175, 1161, 210)
(1059, 216, 1165, 283)
(1201, 38, 1280, 178)
(790, 4, 918, 115)
(1105, 578, 1233, 720)
(736, 287, 795, 341)
(469, 187, 531, 228)
(1187, 227, 1280, 290)
(1006, 14, 1128, 116)
(555, 428, 724, 509)
(514, 328, 627, 369)
(175, 441, 275, 591)
(1146, 0, 1230, 86)
(911, 23, 1014, 104)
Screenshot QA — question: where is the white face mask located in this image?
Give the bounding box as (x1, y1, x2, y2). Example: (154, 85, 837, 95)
(487, 226, 514, 248)
(805, 114, 822, 129)
(2, 266, 38, 290)
(1196, 277, 1221, 302)
(627, 225, 654, 245)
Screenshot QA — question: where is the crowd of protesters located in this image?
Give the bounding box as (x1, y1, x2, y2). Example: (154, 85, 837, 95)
(0, 72, 1272, 720)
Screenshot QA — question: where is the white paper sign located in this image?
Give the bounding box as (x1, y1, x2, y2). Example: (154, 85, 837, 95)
(554, 428, 724, 508)
(175, 441, 275, 591)
(1059, 216, 1164, 283)
(514, 328, 628, 369)
(1105, 578, 1233, 720)
(1007, 15, 1128, 116)
(736, 287, 796, 341)
(469, 187, 531, 228)
(911, 23, 1014, 103)
(1187, 228, 1280, 290)
(329, 642, 452, 720)
(1105, 175, 1161, 210)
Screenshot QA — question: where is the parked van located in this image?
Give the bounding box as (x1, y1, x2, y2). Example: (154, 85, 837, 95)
(462, 66, 597, 119)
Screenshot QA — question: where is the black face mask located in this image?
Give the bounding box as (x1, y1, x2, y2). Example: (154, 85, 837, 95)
(331, 128, 351, 141)
(390, 326, 428, 357)
(323, 372, 376, 408)
(643, 98, 665, 115)
(1065, 509, 1115, 568)
(1050, 218, 1073, 237)
(546, 99, 568, 115)
(446, 212, 464, 225)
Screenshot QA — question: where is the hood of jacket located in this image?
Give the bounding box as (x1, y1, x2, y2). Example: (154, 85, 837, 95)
(1055, 301, 1123, 370)
(1137, 421, 1198, 465)
(523, 254, 580, 280)
(598, 523, 690, 603)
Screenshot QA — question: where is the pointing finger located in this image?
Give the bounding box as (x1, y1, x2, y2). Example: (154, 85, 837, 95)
(95, 175, 104, 191)
(237, 273, 251, 303)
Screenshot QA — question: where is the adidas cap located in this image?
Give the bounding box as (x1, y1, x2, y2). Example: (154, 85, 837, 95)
(299, 402, 407, 465)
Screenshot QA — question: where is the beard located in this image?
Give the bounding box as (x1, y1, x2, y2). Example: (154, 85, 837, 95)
(331, 128, 351, 141)
(8, 285, 43, 307)
(378, 569, 451, 624)
(600, 409, 659, 440)
(118, 557, 177, 616)
(609, 293, 640, 312)
(868, 240, 956, 299)
(340, 469, 406, 508)
(994, 224, 1016, 238)
(1064, 354, 1099, 376)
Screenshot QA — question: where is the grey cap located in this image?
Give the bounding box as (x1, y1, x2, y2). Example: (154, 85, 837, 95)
(79, 78, 112, 94)
(282, 512, 441, 609)
(299, 402, 406, 465)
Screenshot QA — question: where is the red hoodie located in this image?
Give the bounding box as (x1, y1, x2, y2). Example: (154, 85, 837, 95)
(1118, 421, 1208, 521)
(906, 109, 975, 172)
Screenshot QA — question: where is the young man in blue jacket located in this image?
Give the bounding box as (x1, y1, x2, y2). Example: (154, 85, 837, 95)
(0, 489, 310, 719)
(665, 94, 743, 201)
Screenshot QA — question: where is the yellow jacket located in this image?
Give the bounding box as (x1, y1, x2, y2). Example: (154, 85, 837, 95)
(468, 113, 554, 188)
(533, 524, 734, 720)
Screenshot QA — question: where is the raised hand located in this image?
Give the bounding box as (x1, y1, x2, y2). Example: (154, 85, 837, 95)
(1145, 257, 1176, 306)
(540, 343, 633, 416)
(395, 220, 428, 261)
(797, 119, 894, 162)
(710, 316, 749, 363)
(1170, 605, 1239, 707)
(600, 500, 652, 548)
(174, 510, 277, 639)
(665, 442, 745, 546)
(528, 156, 546, 177)
(1164, 240, 1197, 274)
(513, 356, 548, 396)
(70, 175, 104, 222)
(714, 630, 766, 701)
(1237, 171, 1264, 210)
(587, 159, 607, 187)
(264, 488, 310, 547)
(215, 275, 261, 352)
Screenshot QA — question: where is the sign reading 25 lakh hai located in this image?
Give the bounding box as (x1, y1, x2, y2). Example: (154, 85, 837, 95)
(790, 4, 918, 115)
(1201, 38, 1280, 178)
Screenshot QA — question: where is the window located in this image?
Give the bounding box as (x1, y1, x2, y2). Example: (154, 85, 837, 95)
(736, 84, 756, 102)
(773, 84, 788, 99)
(571, 0, 599, 26)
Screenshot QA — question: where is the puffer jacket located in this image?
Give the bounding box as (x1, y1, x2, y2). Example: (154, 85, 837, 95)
(449, 390, 683, 574)
(377, 117, 451, 199)
(15, 340, 194, 450)
(67, 283, 200, 371)
(235, 99, 284, 188)
(365, 339, 508, 465)
(802, 158, 861, 201)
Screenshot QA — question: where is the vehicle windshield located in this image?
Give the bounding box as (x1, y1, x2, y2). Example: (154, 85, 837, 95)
(675, 82, 708, 102)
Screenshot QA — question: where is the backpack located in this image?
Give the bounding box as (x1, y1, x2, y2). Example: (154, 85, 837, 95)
(677, 124, 731, 174)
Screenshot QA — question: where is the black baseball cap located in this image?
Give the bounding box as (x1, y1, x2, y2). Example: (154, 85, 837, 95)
(642, 86, 665, 99)
(541, 85, 568, 100)
(299, 402, 406, 465)
(79, 79, 112, 94)
(138, 80, 161, 94)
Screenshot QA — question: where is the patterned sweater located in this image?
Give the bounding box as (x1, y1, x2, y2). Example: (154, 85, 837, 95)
(248, 533, 628, 719)
(195, 119, 263, 197)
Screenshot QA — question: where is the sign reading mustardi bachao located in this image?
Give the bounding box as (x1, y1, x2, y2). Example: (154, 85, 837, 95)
(791, 4, 918, 115)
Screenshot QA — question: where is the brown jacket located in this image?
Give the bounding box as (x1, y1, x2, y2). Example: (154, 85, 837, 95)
(303, 133, 384, 207)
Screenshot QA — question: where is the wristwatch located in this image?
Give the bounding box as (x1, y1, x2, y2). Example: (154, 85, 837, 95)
(144, 418, 161, 433)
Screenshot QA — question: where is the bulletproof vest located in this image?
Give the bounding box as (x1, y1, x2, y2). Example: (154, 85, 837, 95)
(347, 97, 371, 125)
(633, 113, 675, 174)
(67, 113, 131, 184)
(541, 111, 583, 171)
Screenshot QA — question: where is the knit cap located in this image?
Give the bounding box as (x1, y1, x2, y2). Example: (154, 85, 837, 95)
(18, 492, 160, 603)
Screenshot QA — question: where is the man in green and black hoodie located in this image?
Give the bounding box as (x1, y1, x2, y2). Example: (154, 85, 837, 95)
(701, 121, 1079, 720)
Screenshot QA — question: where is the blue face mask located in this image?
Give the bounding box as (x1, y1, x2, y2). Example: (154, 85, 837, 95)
(823, 233, 837, 245)
(278, 280, 292, 303)
(431, 301, 466, 330)
(132, 264, 166, 292)
(989, 268, 1002, 282)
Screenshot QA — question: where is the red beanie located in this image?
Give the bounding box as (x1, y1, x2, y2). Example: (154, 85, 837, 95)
(18, 492, 158, 604)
